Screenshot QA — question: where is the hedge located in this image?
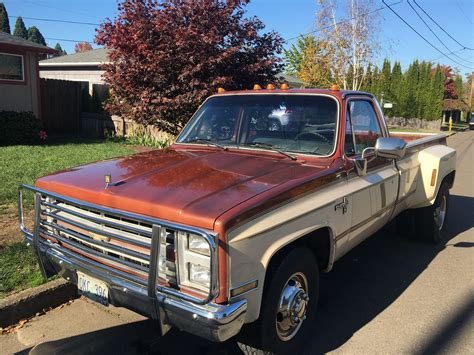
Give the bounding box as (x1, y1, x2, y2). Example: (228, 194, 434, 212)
(0, 111, 43, 146)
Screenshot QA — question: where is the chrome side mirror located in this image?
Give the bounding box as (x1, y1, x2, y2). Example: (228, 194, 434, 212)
(375, 137, 407, 160)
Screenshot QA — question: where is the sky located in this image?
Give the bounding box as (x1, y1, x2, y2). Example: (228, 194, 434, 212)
(4, 0, 474, 76)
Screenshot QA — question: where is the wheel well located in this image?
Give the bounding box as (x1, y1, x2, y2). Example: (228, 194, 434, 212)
(266, 227, 332, 279)
(443, 170, 455, 189)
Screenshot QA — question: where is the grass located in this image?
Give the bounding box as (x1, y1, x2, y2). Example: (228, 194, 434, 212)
(0, 137, 135, 298)
(0, 137, 135, 213)
(0, 242, 46, 298)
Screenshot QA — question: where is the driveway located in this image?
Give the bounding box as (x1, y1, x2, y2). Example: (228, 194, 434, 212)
(2, 131, 473, 354)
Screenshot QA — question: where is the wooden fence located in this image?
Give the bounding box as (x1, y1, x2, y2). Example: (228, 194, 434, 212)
(40, 78, 82, 133)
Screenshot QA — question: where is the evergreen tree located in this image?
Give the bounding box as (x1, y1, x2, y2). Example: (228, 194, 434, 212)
(360, 64, 373, 93)
(454, 74, 463, 100)
(390, 61, 403, 116)
(13, 16, 27, 38)
(283, 35, 313, 76)
(403, 60, 420, 118)
(0, 2, 10, 33)
(27, 26, 46, 45)
(416, 61, 432, 119)
(370, 67, 381, 100)
(380, 58, 392, 102)
(53, 43, 67, 57)
(428, 65, 444, 120)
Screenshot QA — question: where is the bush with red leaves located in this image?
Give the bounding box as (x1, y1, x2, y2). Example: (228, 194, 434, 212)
(96, 0, 283, 135)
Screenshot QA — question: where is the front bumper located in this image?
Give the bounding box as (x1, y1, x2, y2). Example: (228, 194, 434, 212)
(19, 184, 247, 343)
(24, 233, 247, 342)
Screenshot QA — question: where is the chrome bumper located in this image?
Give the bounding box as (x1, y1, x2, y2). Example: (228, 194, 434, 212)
(24, 233, 247, 342)
(19, 185, 246, 342)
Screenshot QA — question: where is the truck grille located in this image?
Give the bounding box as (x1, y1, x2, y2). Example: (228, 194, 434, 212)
(37, 196, 174, 286)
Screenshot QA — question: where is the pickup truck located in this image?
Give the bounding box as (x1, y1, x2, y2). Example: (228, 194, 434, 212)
(19, 88, 456, 354)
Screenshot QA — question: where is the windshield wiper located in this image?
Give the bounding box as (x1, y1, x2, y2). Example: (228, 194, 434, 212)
(241, 142, 297, 160)
(185, 139, 228, 150)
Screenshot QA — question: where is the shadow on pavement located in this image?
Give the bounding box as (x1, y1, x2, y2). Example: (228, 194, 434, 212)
(23, 195, 473, 355)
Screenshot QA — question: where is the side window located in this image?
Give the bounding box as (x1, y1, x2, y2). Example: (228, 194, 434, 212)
(344, 112, 355, 156)
(348, 100, 382, 155)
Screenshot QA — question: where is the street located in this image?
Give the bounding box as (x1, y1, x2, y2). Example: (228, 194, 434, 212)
(2, 131, 473, 355)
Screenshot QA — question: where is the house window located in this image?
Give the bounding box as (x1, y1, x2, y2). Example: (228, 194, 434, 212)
(0, 53, 24, 81)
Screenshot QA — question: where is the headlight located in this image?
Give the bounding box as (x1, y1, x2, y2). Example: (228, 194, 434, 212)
(188, 233, 210, 256)
(188, 263, 210, 288)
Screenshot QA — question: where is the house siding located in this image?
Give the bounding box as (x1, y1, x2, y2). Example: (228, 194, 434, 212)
(0, 51, 39, 117)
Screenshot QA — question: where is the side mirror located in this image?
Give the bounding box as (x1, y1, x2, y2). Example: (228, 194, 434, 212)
(375, 137, 407, 160)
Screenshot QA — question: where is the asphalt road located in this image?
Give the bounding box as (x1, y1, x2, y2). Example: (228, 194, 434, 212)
(2, 131, 473, 355)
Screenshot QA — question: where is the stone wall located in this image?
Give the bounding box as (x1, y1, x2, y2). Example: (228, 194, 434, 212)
(385, 117, 442, 131)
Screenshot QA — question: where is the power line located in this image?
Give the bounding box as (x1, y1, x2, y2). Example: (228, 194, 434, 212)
(412, 0, 474, 50)
(9, 15, 99, 26)
(381, 0, 473, 69)
(407, 0, 474, 65)
(284, 0, 403, 43)
(455, 0, 474, 25)
(45, 37, 92, 44)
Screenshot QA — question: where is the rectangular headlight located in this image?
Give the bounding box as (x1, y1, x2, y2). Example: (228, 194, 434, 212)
(188, 233, 210, 256)
(188, 263, 210, 288)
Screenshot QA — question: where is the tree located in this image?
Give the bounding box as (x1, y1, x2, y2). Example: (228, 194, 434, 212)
(27, 26, 46, 45)
(440, 65, 457, 99)
(284, 35, 314, 76)
(53, 43, 67, 57)
(0, 2, 10, 33)
(390, 61, 403, 115)
(289, 35, 332, 87)
(314, 0, 381, 90)
(74, 42, 93, 53)
(96, 0, 283, 134)
(13, 16, 27, 38)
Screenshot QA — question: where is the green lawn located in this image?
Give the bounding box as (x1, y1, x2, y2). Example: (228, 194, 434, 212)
(0, 242, 47, 298)
(0, 137, 135, 213)
(0, 137, 135, 298)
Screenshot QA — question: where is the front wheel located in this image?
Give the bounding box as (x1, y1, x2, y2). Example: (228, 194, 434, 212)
(239, 247, 319, 354)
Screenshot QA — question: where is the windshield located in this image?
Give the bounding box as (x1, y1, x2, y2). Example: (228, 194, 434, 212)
(177, 94, 339, 156)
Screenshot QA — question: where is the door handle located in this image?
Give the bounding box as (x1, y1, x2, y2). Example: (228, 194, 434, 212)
(335, 197, 349, 214)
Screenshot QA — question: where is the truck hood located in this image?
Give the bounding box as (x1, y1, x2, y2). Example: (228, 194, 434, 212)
(35, 147, 330, 230)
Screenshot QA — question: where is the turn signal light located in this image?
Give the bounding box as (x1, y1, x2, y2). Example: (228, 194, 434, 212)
(266, 83, 275, 90)
(253, 84, 262, 90)
(217, 87, 225, 93)
(280, 83, 289, 90)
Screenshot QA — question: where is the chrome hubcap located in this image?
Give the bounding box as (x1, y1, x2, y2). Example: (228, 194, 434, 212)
(435, 195, 447, 231)
(275, 272, 309, 341)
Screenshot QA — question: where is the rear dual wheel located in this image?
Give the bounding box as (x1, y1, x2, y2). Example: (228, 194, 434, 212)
(397, 182, 450, 243)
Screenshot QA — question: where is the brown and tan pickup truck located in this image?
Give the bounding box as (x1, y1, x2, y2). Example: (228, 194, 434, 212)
(19, 88, 456, 353)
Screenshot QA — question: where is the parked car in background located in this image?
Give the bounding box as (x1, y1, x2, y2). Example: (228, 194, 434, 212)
(19, 87, 456, 353)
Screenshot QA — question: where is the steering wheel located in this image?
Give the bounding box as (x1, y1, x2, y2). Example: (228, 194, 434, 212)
(294, 131, 331, 145)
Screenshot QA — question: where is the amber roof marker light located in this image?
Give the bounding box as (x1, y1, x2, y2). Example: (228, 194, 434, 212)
(280, 83, 289, 90)
(217, 87, 226, 93)
(266, 83, 276, 90)
(253, 84, 262, 90)
(330, 84, 340, 91)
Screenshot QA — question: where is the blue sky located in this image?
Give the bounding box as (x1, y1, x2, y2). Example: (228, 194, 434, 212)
(5, 0, 474, 75)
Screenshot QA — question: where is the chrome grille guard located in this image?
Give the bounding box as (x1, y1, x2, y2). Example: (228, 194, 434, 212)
(18, 184, 219, 305)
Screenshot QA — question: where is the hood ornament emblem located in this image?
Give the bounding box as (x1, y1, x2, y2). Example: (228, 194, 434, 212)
(104, 174, 112, 189)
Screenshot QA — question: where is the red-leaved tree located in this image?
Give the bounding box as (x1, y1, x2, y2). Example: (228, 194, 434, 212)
(95, 0, 283, 134)
(75, 42, 93, 53)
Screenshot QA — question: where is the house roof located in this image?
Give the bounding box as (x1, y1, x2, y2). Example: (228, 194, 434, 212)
(40, 48, 110, 66)
(0, 32, 56, 54)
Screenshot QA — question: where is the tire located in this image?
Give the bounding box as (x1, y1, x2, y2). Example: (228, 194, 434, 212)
(414, 182, 450, 243)
(238, 247, 319, 354)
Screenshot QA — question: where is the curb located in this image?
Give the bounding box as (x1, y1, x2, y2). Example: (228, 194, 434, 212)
(0, 278, 78, 328)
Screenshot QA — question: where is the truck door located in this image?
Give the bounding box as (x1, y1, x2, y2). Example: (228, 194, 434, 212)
(341, 98, 398, 252)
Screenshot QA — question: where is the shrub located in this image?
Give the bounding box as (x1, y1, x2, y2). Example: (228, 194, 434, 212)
(0, 111, 43, 146)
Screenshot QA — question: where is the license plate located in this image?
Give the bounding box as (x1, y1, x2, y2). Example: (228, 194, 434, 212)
(77, 271, 109, 306)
